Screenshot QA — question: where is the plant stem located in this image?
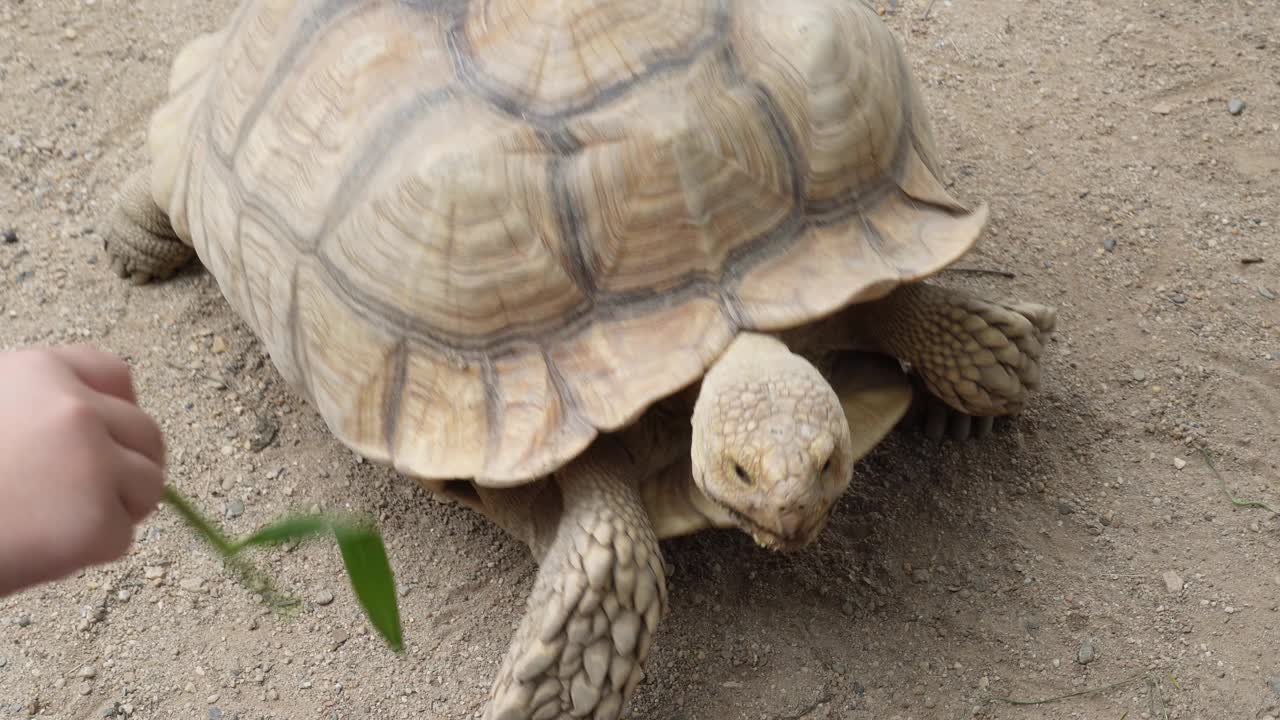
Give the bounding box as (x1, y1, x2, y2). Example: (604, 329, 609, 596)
(162, 486, 235, 555)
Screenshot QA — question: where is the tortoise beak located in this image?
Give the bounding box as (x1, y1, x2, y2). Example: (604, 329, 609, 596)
(702, 491, 830, 552)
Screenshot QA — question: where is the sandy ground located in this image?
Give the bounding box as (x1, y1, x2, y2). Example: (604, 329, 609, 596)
(2, 0, 1278, 718)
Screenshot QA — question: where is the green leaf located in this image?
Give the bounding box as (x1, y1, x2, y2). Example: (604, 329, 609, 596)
(233, 515, 335, 550)
(161, 487, 296, 608)
(333, 522, 404, 653)
(161, 487, 405, 653)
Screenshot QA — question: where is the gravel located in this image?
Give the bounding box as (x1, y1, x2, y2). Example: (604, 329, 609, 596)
(1076, 639, 1098, 665)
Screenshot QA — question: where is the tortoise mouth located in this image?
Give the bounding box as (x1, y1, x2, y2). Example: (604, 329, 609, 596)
(703, 493, 824, 553)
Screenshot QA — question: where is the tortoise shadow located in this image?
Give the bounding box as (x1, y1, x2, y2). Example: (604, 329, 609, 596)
(619, 381, 1108, 716)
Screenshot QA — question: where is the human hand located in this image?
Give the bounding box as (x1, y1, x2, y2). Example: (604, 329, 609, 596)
(0, 345, 166, 597)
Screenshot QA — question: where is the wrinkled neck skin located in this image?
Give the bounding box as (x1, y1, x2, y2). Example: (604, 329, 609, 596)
(690, 332, 854, 552)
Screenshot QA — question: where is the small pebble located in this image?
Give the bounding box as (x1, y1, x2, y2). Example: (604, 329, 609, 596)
(78, 665, 97, 679)
(1268, 677, 1280, 697)
(329, 629, 351, 651)
(1260, 287, 1277, 301)
(1173, 457, 1187, 470)
(179, 577, 206, 593)
(1056, 501, 1076, 515)
(1162, 570, 1184, 594)
(15, 614, 31, 628)
(1076, 639, 1098, 665)
(63, 28, 78, 40)
(1, 228, 17, 244)
(208, 708, 223, 720)
(225, 498, 245, 519)
(315, 590, 336, 606)
(1131, 369, 1147, 382)
(1102, 236, 1117, 252)
(1227, 98, 1246, 115)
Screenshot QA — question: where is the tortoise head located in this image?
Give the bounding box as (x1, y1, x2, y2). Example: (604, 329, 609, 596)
(690, 333, 855, 552)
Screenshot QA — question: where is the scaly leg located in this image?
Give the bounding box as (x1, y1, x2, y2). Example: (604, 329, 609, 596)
(103, 168, 197, 284)
(483, 437, 666, 720)
(839, 282, 1057, 437)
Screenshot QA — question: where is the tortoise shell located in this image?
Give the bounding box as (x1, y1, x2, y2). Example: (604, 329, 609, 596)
(145, 0, 986, 484)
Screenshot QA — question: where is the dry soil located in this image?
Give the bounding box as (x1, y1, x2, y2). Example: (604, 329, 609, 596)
(1, 0, 1278, 718)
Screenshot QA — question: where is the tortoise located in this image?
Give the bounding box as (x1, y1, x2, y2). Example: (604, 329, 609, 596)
(102, 0, 1057, 717)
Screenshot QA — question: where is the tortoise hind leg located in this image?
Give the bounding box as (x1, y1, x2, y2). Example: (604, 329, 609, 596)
(483, 438, 666, 720)
(103, 168, 197, 285)
(842, 282, 1056, 438)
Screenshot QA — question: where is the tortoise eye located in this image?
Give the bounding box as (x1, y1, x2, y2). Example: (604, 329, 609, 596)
(821, 458, 832, 474)
(733, 463, 752, 486)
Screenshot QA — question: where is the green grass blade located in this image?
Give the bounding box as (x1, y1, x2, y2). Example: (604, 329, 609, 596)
(232, 515, 335, 551)
(333, 521, 404, 653)
(161, 487, 405, 653)
(162, 487, 235, 555)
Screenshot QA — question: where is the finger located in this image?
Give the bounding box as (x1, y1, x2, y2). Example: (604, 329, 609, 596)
(109, 444, 167, 524)
(85, 497, 140, 565)
(87, 391, 166, 466)
(48, 345, 138, 404)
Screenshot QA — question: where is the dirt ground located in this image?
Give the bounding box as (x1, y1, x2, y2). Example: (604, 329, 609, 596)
(2, 0, 1278, 718)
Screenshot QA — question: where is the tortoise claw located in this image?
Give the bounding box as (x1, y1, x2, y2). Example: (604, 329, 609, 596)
(904, 377, 1007, 443)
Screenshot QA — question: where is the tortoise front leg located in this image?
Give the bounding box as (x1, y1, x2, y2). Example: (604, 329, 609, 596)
(830, 282, 1057, 441)
(103, 168, 197, 285)
(484, 437, 667, 720)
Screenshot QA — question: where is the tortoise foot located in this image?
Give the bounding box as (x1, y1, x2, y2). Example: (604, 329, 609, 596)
(485, 441, 666, 720)
(900, 380, 1005, 442)
(103, 169, 196, 285)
